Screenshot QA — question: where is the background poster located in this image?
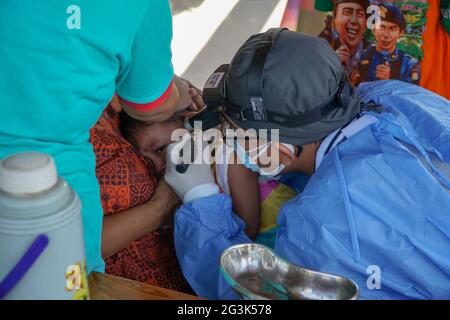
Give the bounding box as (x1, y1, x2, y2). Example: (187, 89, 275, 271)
(318, 0, 429, 85)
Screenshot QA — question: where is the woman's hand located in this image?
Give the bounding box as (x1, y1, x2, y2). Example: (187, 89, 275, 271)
(188, 84, 205, 111)
(101, 179, 180, 259)
(174, 76, 205, 113)
(174, 75, 194, 112)
(147, 178, 181, 225)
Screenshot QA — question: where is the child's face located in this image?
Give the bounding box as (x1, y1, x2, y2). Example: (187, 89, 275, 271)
(133, 120, 184, 177)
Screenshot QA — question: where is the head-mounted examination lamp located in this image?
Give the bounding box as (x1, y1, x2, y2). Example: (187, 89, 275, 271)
(186, 28, 357, 140)
(184, 64, 229, 132)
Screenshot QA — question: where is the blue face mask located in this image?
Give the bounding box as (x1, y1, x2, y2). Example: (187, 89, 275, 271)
(233, 140, 260, 173)
(233, 140, 296, 177)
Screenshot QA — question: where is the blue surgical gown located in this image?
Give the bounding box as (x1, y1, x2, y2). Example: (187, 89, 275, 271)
(174, 81, 450, 299)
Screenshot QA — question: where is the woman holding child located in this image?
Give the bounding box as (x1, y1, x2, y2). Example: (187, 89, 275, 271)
(0, 0, 193, 276)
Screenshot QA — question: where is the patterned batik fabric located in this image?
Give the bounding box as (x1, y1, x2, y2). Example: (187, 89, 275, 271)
(90, 107, 192, 294)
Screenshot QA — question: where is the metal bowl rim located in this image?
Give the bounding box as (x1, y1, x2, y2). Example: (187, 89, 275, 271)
(220, 243, 359, 300)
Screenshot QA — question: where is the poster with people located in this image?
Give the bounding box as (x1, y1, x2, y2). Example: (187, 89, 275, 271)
(318, 0, 428, 86)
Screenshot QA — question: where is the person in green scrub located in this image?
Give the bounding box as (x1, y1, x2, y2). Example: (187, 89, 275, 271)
(0, 0, 192, 273)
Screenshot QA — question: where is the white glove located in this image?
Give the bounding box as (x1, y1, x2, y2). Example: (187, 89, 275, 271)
(164, 138, 219, 203)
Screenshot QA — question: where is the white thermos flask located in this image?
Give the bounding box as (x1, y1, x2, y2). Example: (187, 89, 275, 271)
(0, 152, 89, 299)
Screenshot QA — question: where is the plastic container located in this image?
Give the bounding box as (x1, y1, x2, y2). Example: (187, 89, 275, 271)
(0, 152, 89, 299)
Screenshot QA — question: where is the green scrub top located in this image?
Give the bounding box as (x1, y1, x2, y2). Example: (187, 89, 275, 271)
(0, 0, 174, 273)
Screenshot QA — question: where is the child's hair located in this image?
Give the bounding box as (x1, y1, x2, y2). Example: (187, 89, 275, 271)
(119, 111, 184, 146)
(119, 111, 146, 146)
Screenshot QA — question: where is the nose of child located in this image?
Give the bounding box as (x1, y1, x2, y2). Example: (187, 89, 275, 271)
(154, 156, 167, 176)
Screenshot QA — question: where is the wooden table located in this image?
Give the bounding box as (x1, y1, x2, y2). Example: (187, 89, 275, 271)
(89, 272, 200, 300)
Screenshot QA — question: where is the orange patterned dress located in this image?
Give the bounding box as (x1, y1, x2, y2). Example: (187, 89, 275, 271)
(90, 107, 192, 293)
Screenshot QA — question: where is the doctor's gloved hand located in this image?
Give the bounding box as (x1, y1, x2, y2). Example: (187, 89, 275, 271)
(164, 140, 219, 203)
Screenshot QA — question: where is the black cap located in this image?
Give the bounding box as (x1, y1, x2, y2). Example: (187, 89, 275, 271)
(224, 29, 361, 146)
(379, 3, 406, 30)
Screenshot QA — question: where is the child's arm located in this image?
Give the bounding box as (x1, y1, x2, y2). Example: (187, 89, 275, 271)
(228, 163, 261, 240)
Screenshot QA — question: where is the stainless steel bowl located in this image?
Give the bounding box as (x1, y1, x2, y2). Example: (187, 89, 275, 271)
(220, 243, 359, 300)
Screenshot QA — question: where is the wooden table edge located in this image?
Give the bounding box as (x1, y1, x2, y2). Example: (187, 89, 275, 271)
(88, 272, 202, 300)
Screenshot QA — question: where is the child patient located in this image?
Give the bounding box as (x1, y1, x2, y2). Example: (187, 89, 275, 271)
(119, 111, 297, 244)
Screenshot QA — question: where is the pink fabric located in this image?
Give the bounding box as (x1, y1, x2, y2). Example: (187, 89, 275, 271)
(258, 180, 279, 202)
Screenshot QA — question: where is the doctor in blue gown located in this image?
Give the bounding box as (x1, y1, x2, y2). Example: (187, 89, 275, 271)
(164, 29, 450, 300)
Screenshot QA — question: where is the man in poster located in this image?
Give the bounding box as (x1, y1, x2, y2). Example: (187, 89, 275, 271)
(353, 3, 420, 84)
(319, 0, 370, 74)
